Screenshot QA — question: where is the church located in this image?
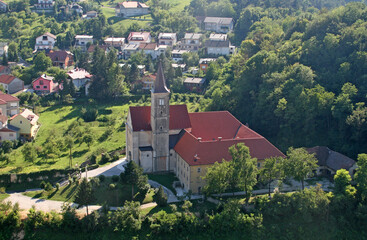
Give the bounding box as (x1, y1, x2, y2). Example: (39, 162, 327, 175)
(126, 63, 285, 193)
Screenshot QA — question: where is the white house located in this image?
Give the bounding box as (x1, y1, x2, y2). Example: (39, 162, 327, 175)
(178, 33, 202, 51)
(104, 37, 125, 48)
(82, 11, 98, 19)
(205, 34, 235, 56)
(172, 50, 189, 62)
(35, 32, 57, 51)
(0, 1, 8, 13)
(204, 17, 234, 33)
(34, 0, 54, 9)
(75, 35, 93, 51)
(0, 42, 8, 57)
(122, 43, 140, 60)
(115, 1, 149, 17)
(158, 33, 177, 47)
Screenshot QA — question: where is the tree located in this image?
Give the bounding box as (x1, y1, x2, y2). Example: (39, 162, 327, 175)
(2, 53, 8, 66)
(153, 186, 168, 207)
(74, 177, 94, 215)
(7, 42, 18, 62)
(123, 161, 144, 199)
(203, 160, 231, 197)
(334, 169, 355, 195)
(21, 143, 38, 163)
(284, 148, 318, 190)
(229, 143, 258, 203)
(355, 154, 367, 203)
(65, 135, 74, 168)
(33, 52, 52, 73)
(260, 157, 284, 197)
(0, 153, 11, 165)
(83, 134, 94, 150)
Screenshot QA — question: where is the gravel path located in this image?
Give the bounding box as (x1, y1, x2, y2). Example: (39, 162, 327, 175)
(81, 158, 127, 178)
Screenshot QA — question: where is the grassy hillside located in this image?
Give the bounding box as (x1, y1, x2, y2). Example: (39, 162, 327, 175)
(0, 94, 201, 174)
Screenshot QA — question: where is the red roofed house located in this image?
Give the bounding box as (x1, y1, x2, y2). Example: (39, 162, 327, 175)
(0, 75, 24, 94)
(126, 63, 285, 193)
(47, 50, 74, 69)
(127, 32, 151, 45)
(32, 74, 60, 94)
(0, 92, 19, 116)
(115, 1, 149, 17)
(0, 65, 11, 75)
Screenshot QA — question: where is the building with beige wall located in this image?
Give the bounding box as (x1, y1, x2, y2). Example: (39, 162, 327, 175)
(0, 93, 19, 116)
(9, 109, 39, 140)
(126, 63, 285, 194)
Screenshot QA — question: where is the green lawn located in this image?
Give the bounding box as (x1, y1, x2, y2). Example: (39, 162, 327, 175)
(147, 173, 178, 194)
(0, 193, 9, 201)
(23, 176, 155, 207)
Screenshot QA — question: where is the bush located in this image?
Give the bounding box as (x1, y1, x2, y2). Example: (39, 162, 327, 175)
(55, 183, 60, 191)
(153, 186, 168, 207)
(109, 184, 116, 190)
(90, 177, 100, 187)
(100, 153, 111, 164)
(112, 175, 119, 182)
(0, 187, 5, 194)
(45, 182, 53, 192)
(40, 181, 46, 189)
(98, 175, 105, 182)
(89, 154, 97, 164)
(81, 107, 98, 122)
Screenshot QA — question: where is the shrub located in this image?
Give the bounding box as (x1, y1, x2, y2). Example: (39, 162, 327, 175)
(90, 177, 100, 187)
(40, 181, 46, 189)
(109, 184, 116, 190)
(81, 107, 98, 122)
(98, 175, 105, 182)
(153, 186, 168, 207)
(100, 153, 111, 164)
(89, 154, 97, 164)
(0, 187, 5, 194)
(45, 182, 53, 192)
(112, 175, 119, 182)
(55, 183, 60, 191)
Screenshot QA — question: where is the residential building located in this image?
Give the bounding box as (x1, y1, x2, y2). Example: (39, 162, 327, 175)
(178, 33, 202, 51)
(172, 50, 189, 62)
(183, 77, 206, 92)
(0, 122, 19, 141)
(205, 34, 235, 56)
(307, 146, 358, 177)
(0, 42, 8, 57)
(0, 1, 8, 12)
(87, 45, 109, 54)
(158, 33, 177, 47)
(10, 109, 40, 140)
(69, 3, 83, 14)
(172, 63, 186, 72)
(47, 50, 74, 69)
(83, 11, 98, 19)
(34, 0, 54, 10)
(139, 43, 157, 58)
(35, 32, 57, 51)
(75, 35, 93, 51)
(127, 32, 151, 45)
(67, 68, 92, 92)
(140, 74, 156, 90)
(122, 43, 140, 60)
(115, 1, 149, 17)
(204, 17, 234, 33)
(0, 75, 24, 94)
(104, 37, 125, 48)
(199, 58, 216, 73)
(32, 74, 60, 94)
(126, 63, 285, 193)
(0, 65, 11, 75)
(0, 92, 19, 116)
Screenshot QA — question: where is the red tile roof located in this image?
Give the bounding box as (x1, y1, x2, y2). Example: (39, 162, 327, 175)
(174, 131, 285, 166)
(174, 111, 285, 166)
(0, 92, 19, 103)
(47, 50, 73, 62)
(0, 75, 16, 84)
(0, 65, 9, 72)
(139, 43, 157, 50)
(188, 111, 261, 141)
(129, 105, 191, 131)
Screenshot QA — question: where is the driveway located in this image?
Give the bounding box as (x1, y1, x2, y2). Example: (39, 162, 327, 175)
(81, 158, 127, 178)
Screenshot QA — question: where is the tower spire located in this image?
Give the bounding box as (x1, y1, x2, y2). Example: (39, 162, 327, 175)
(153, 61, 170, 93)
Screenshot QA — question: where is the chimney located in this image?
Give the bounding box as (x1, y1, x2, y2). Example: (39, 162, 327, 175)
(197, 137, 202, 142)
(218, 137, 222, 141)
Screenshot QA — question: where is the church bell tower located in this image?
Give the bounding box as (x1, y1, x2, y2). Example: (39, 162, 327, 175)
(151, 62, 170, 172)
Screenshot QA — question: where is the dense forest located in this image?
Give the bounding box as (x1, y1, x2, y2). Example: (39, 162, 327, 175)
(195, 0, 367, 158)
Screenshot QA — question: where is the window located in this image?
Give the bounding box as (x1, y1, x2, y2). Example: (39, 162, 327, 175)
(197, 168, 201, 173)
(9, 133, 13, 137)
(147, 154, 149, 157)
(20, 121, 22, 124)
(39, 80, 44, 85)
(159, 99, 164, 105)
(43, 86, 47, 89)
(198, 187, 202, 193)
(36, 86, 40, 89)
(257, 162, 261, 168)
(43, 36, 47, 40)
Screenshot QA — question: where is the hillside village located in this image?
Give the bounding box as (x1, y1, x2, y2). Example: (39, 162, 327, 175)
(0, 0, 367, 239)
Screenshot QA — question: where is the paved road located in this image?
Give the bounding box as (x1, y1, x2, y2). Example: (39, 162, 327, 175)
(81, 158, 127, 179)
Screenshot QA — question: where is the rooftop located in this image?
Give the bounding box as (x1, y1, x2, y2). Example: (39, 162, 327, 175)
(117, 1, 149, 8)
(0, 92, 19, 103)
(75, 35, 93, 39)
(184, 77, 206, 85)
(204, 17, 233, 25)
(67, 68, 92, 80)
(0, 75, 17, 84)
